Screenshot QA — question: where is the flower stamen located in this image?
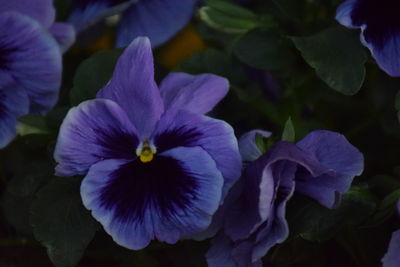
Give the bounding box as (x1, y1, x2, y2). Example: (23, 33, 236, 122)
(136, 141, 157, 163)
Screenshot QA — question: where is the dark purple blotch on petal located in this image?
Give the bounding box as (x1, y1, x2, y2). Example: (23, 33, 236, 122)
(154, 126, 203, 153)
(350, 0, 400, 49)
(100, 156, 199, 222)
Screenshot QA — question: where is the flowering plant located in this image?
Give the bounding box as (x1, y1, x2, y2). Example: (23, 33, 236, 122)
(1, 1, 400, 267)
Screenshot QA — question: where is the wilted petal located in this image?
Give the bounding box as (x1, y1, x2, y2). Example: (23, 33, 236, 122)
(251, 161, 296, 260)
(49, 23, 76, 52)
(225, 142, 322, 241)
(382, 229, 400, 267)
(0, 0, 55, 28)
(0, 12, 61, 114)
(54, 99, 139, 176)
(97, 37, 163, 137)
(116, 0, 197, 47)
(68, 0, 133, 32)
(295, 130, 364, 208)
(153, 109, 241, 199)
(159, 72, 229, 114)
(81, 146, 223, 249)
(238, 129, 271, 163)
(0, 75, 29, 148)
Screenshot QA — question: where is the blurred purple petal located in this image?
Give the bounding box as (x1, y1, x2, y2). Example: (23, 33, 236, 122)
(116, 0, 197, 47)
(49, 23, 76, 52)
(68, 0, 133, 32)
(0, 76, 29, 148)
(97, 37, 164, 137)
(0, 12, 61, 114)
(159, 72, 229, 115)
(0, 0, 55, 28)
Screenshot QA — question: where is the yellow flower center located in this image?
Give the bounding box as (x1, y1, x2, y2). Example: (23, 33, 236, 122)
(136, 141, 156, 163)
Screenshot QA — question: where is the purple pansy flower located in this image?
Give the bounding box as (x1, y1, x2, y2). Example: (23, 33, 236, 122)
(336, 0, 400, 76)
(1, 0, 76, 52)
(0, 0, 74, 148)
(54, 36, 241, 250)
(382, 200, 400, 267)
(207, 130, 364, 267)
(69, 0, 197, 47)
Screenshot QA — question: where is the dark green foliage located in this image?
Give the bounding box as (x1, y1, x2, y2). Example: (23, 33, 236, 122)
(30, 177, 100, 267)
(292, 27, 367, 95)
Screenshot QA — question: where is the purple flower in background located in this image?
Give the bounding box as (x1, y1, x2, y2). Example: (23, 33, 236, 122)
(207, 130, 364, 267)
(336, 0, 400, 76)
(54, 37, 241, 250)
(0, 0, 74, 148)
(382, 200, 400, 267)
(1, 0, 76, 52)
(69, 0, 197, 47)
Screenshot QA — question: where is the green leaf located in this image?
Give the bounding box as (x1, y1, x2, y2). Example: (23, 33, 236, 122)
(287, 188, 376, 242)
(31, 177, 100, 267)
(17, 115, 50, 136)
(395, 90, 400, 122)
(255, 133, 268, 154)
(7, 159, 53, 197)
(272, 0, 307, 21)
(292, 26, 367, 95)
(178, 48, 246, 83)
(199, 0, 272, 34)
(205, 0, 256, 18)
(281, 117, 295, 142)
(367, 188, 400, 226)
(234, 29, 296, 71)
(69, 49, 123, 106)
(2, 192, 33, 235)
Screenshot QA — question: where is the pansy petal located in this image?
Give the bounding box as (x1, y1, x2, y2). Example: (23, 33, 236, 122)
(0, 76, 29, 148)
(97, 37, 163, 137)
(296, 130, 364, 208)
(159, 72, 229, 114)
(238, 129, 271, 163)
(116, 0, 197, 47)
(68, 0, 133, 32)
(225, 142, 324, 241)
(0, 0, 55, 28)
(335, 0, 358, 28)
(54, 99, 139, 176)
(206, 233, 238, 267)
(81, 146, 223, 249)
(231, 241, 263, 267)
(336, 0, 400, 76)
(251, 161, 296, 261)
(0, 12, 62, 114)
(382, 229, 400, 267)
(362, 31, 400, 77)
(153, 109, 241, 199)
(49, 23, 76, 52)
